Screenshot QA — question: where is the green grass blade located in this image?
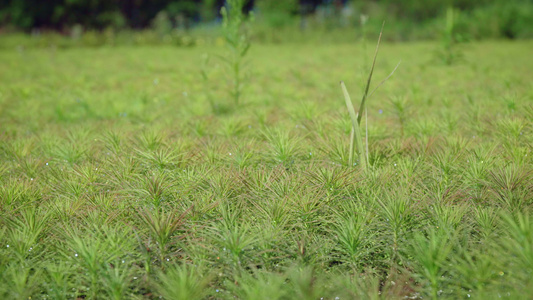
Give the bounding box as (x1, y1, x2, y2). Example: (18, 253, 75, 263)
(367, 60, 401, 100)
(357, 22, 384, 125)
(341, 81, 366, 169)
(365, 108, 369, 164)
(349, 127, 355, 166)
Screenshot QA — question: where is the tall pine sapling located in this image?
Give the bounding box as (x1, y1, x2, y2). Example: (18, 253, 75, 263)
(221, 0, 252, 106)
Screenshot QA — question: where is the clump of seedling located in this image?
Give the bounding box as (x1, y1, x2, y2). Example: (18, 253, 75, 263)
(3, 21, 533, 300)
(340, 24, 400, 170)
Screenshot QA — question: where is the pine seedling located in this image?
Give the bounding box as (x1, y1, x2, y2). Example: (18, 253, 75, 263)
(44, 262, 77, 300)
(447, 242, 499, 297)
(337, 270, 382, 300)
(0, 179, 38, 210)
(7, 207, 49, 263)
(210, 219, 257, 267)
(438, 7, 463, 65)
(1, 264, 41, 299)
(201, 53, 230, 115)
(340, 24, 400, 170)
(219, 118, 246, 138)
(101, 263, 133, 300)
(487, 163, 532, 212)
(229, 140, 255, 169)
(135, 146, 184, 170)
(221, 0, 252, 106)
(205, 204, 258, 268)
(229, 270, 288, 300)
(263, 128, 300, 165)
(288, 266, 327, 300)
(429, 204, 467, 233)
(473, 207, 498, 240)
(407, 228, 454, 300)
(138, 207, 189, 266)
(155, 264, 211, 300)
(499, 212, 533, 283)
(101, 130, 123, 155)
(333, 213, 373, 268)
(377, 192, 416, 263)
(132, 172, 174, 208)
(64, 234, 106, 299)
(390, 96, 409, 137)
(62, 224, 134, 299)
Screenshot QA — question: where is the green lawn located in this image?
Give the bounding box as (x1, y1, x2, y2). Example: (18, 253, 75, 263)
(0, 40, 532, 299)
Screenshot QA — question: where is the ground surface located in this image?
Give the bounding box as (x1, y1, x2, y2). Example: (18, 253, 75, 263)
(0, 41, 532, 299)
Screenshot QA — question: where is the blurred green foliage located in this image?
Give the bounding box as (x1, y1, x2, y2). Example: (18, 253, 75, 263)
(255, 0, 298, 28)
(0, 0, 204, 29)
(0, 0, 532, 45)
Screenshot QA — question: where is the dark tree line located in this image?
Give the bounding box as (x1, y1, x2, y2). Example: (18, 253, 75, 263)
(1, 0, 530, 32)
(1, 0, 207, 30)
(0, 0, 333, 30)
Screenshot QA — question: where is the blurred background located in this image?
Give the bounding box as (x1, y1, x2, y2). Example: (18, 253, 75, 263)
(1, 0, 532, 48)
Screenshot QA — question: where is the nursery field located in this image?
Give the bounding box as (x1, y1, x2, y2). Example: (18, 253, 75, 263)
(0, 40, 533, 299)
